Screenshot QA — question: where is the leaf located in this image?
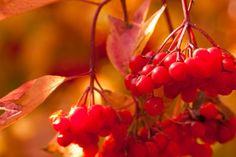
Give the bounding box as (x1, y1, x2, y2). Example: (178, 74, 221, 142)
(102, 90, 135, 114)
(133, 0, 151, 24)
(0, 75, 67, 131)
(0, 0, 61, 21)
(106, 3, 166, 75)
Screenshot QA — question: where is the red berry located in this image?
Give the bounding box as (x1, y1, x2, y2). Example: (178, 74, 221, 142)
(153, 133, 168, 150)
(52, 116, 70, 132)
(217, 126, 235, 143)
(200, 103, 218, 120)
(127, 140, 148, 157)
(57, 132, 73, 147)
(69, 106, 89, 134)
(166, 141, 180, 157)
(83, 145, 99, 157)
(145, 141, 159, 156)
(124, 74, 135, 90)
(87, 105, 105, 133)
(144, 97, 164, 116)
(190, 121, 206, 137)
(153, 52, 167, 65)
(222, 57, 235, 72)
(169, 62, 188, 81)
(129, 55, 148, 73)
(193, 48, 210, 60)
(151, 66, 170, 85)
(136, 75, 154, 94)
(181, 86, 197, 102)
(118, 110, 133, 125)
(163, 52, 178, 68)
(164, 83, 181, 98)
(140, 64, 154, 75)
(208, 47, 222, 62)
(227, 116, 236, 134)
(190, 143, 212, 157)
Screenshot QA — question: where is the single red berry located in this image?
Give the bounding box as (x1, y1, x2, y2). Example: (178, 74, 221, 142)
(152, 133, 168, 150)
(163, 52, 178, 68)
(153, 52, 167, 65)
(136, 75, 154, 94)
(193, 48, 210, 60)
(169, 62, 188, 81)
(87, 105, 105, 133)
(164, 83, 181, 98)
(165, 141, 180, 157)
(199, 103, 218, 120)
(208, 47, 222, 62)
(190, 143, 212, 157)
(140, 64, 155, 75)
(69, 106, 89, 134)
(222, 57, 235, 72)
(124, 74, 135, 90)
(151, 66, 170, 85)
(190, 121, 206, 137)
(145, 50, 155, 58)
(83, 145, 99, 157)
(144, 97, 164, 116)
(227, 116, 236, 134)
(57, 132, 73, 147)
(127, 140, 148, 157)
(129, 55, 148, 73)
(215, 72, 233, 95)
(118, 110, 133, 125)
(51, 116, 70, 133)
(145, 141, 159, 156)
(181, 86, 197, 103)
(217, 126, 235, 143)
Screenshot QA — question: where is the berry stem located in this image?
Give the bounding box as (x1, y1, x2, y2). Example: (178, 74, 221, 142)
(120, 0, 130, 27)
(181, 0, 190, 22)
(190, 23, 218, 47)
(162, 0, 174, 35)
(156, 24, 184, 53)
(89, 0, 111, 105)
(176, 23, 188, 50)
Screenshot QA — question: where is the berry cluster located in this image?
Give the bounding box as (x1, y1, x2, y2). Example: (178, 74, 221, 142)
(125, 47, 236, 102)
(49, 104, 133, 157)
(98, 102, 236, 157)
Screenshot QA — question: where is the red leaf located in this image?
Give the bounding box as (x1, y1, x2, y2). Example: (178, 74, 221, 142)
(133, 0, 151, 24)
(0, 0, 60, 20)
(106, 3, 166, 75)
(0, 75, 68, 131)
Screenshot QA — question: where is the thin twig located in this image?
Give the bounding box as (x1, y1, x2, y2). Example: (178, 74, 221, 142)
(162, 0, 174, 35)
(190, 23, 218, 47)
(120, 0, 130, 27)
(89, 0, 111, 105)
(156, 24, 184, 53)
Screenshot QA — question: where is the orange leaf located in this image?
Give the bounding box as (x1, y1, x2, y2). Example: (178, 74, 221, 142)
(0, 0, 61, 20)
(0, 75, 67, 131)
(106, 2, 166, 75)
(101, 90, 135, 114)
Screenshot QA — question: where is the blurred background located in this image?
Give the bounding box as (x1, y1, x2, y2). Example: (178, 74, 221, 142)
(0, 0, 236, 156)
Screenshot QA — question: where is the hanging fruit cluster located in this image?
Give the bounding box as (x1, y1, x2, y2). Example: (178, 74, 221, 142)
(49, 0, 236, 156)
(126, 47, 236, 101)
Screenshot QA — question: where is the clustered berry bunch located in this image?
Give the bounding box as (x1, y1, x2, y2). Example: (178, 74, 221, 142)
(49, 0, 236, 156)
(49, 104, 133, 157)
(99, 102, 236, 157)
(125, 47, 236, 102)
